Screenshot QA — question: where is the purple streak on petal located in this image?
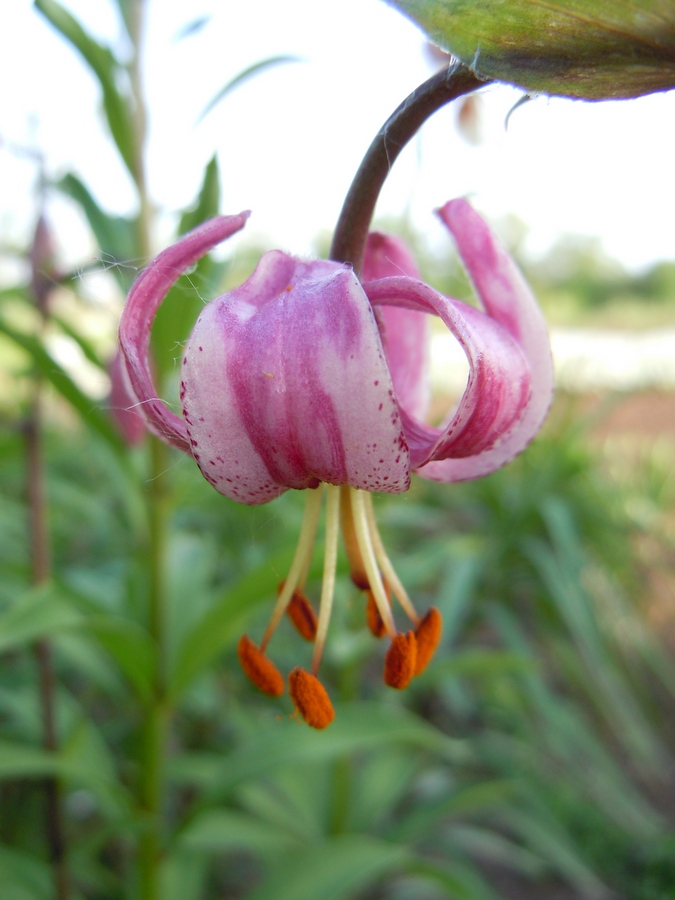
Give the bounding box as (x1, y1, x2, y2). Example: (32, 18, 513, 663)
(118, 213, 250, 451)
(365, 276, 531, 471)
(363, 232, 430, 421)
(182, 251, 410, 505)
(417, 199, 554, 481)
(108, 350, 147, 446)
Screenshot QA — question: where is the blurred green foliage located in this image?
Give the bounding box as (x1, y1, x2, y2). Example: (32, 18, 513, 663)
(2, 346, 675, 898)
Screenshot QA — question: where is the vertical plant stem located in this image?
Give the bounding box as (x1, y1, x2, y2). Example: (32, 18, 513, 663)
(137, 435, 169, 900)
(127, 4, 170, 898)
(26, 377, 69, 900)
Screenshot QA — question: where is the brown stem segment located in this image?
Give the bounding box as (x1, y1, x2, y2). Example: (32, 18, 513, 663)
(329, 62, 487, 276)
(26, 385, 70, 900)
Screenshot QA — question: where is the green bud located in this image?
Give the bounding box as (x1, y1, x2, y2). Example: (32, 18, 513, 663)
(387, 0, 675, 100)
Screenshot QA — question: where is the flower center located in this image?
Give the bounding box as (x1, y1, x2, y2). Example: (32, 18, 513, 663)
(237, 485, 442, 728)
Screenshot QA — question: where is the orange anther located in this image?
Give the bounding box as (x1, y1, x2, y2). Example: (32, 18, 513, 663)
(384, 631, 417, 689)
(286, 590, 318, 641)
(289, 667, 335, 729)
(366, 590, 387, 638)
(414, 607, 442, 676)
(237, 634, 285, 697)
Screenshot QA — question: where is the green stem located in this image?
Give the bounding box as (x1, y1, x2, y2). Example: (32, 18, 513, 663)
(329, 62, 486, 276)
(127, 5, 169, 898)
(136, 436, 170, 900)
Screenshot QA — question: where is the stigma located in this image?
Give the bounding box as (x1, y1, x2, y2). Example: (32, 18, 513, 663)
(237, 484, 442, 728)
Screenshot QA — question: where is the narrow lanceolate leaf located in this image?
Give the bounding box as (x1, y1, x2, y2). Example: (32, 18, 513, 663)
(57, 173, 138, 292)
(248, 835, 409, 900)
(35, 0, 136, 174)
(386, 0, 675, 99)
(169, 704, 468, 797)
(0, 316, 125, 455)
(197, 56, 302, 124)
(152, 156, 224, 379)
(0, 583, 83, 654)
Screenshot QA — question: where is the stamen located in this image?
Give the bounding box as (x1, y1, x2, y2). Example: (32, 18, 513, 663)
(311, 484, 340, 676)
(366, 590, 387, 638)
(285, 589, 318, 641)
(384, 631, 417, 689)
(339, 486, 369, 589)
(363, 492, 420, 626)
(260, 485, 324, 652)
(237, 635, 285, 697)
(349, 488, 396, 639)
(289, 667, 335, 729)
(414, 607, 442, 675)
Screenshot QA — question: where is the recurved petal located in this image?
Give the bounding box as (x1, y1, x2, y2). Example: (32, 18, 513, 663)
(108, 350, 147, 446)
(119, 213, 250, 451)
(419, 199, 554, 481)
(364, 232, 430, 421)
(365, 275, 531, 474)
(181, 251, 410, 505)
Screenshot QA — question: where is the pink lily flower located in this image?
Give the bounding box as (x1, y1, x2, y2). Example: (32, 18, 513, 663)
(119, 200, 553, 728)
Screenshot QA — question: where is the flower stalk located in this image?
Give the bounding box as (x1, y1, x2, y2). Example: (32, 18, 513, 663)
(329, 62, 486, 274)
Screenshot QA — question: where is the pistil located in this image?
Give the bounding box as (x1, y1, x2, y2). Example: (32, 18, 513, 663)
(348, 487, 397, 638)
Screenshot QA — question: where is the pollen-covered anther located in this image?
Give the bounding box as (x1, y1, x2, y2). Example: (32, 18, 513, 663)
(413, 607, 443, 676)
(384, 630, 418, 689)
(286, 589, 318, 641)
(366, 590, 387, 638)
(289, 667, 335, 729)
(237, 634, 285, 697)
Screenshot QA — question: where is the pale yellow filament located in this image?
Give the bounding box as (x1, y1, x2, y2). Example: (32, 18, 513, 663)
(260, 485, 324, 651)
(363, 492, 420, 626)
(349, 488, 397, 638)
(311, 484, 341, 675)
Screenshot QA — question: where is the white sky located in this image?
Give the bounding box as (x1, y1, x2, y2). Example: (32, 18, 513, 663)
(2, 0, 675, 275)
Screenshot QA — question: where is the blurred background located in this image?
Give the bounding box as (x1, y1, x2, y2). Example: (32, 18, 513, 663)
(1, 1, 675, 898)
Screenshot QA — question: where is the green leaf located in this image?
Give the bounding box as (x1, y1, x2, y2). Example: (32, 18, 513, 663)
(197, 56, 302, 124)
(87, 615, 157, 706)
(0, 583, 83, 654)
(407, 858, 498, 900)
(501, 807, 607, 897)
(50, 312, 107, 371)
(247, 835, 408, 900)
(0, 846, 52, 900)
(0, 741, 60, 780)
(178, 808, 298, 856)
(159, 852, 208, 900)
(35, 0, 136, 174)
(0, 315, 125, 455)
(173, 16, 211, 42)
(168, 546, 296, 699)
(179, 155, 220, 235)
(56, 173, 138, 292)
(389, 779, 516, 843)
(386, 0, 675, 99)
(170, 703, 468, 798)
(59, 718, 132, 819)
(151, 155, 225, 379)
